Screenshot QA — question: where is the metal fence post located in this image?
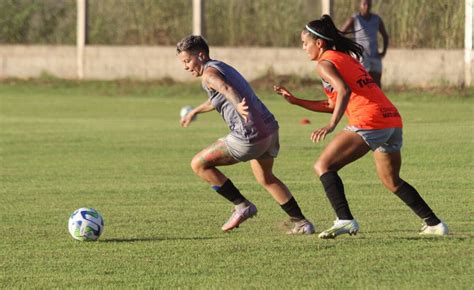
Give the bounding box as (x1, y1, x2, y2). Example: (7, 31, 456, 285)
(465, 0, 472, 87)
(321, 0, 332, 16)
(193, 0, 205, 36)
(77, 0, 87, 79)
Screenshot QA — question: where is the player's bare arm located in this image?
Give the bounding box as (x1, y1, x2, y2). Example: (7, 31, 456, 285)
(378, 18, 389, 57)
(340, 17, 355, 33)
(181, 100, 214, 128)
(203, 67, 249, 122)
(193, 99, 215, 114)
(273, 85, 334, 113)
(311, 60, 351, 143)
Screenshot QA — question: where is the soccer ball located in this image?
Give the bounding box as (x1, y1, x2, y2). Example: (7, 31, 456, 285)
(180, 105, 196, 121)
(68, 208, 104, 241)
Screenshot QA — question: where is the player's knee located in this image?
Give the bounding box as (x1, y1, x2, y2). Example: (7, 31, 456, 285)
(190, 156, 204, 174)
(314, 160, 329, 176)
(255, 173, 276, 187)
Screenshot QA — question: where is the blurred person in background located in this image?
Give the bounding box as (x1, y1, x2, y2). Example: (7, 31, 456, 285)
(341, 0, 389, 88)
(176, 35, 315, 235)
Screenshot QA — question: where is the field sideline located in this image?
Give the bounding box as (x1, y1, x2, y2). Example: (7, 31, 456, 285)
(0, 80, 473, 288)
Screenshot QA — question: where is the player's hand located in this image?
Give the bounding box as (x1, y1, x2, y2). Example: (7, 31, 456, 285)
(180, 112, 195, 128)
(310, 124, 335, 143)
(237, 98, 249, 122)
(273, 85, 297, 104)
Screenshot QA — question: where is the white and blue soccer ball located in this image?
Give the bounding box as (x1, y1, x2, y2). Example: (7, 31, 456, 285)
(180, 105, 196, 121)
(68, 208, 104, 241)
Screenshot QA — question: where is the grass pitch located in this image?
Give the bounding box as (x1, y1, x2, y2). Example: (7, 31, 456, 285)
(0, 80, 473, 288)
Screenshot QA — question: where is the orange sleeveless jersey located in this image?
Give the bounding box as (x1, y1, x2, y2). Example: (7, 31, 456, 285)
(319, 50, 402, 129)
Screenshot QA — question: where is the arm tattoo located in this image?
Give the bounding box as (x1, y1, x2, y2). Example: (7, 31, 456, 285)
(205, 72, 242, 106)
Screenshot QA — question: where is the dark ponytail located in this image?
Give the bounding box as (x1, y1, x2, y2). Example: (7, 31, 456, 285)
(304, 15, 364, 61)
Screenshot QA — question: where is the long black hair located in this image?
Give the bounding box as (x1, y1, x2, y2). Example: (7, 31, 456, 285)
(304, 15, 364, 61)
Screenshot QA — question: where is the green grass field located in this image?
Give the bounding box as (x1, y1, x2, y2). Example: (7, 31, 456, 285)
(0, 80, 473, 289)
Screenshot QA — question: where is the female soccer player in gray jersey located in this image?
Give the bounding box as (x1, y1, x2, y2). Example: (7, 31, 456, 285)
(176, 35, 315, 234)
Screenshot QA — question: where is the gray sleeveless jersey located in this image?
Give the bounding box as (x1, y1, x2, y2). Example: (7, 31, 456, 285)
(202, 60, 279, 143)
(353, 13, 380, 58)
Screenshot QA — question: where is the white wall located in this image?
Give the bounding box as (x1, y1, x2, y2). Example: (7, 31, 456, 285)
(0, 45, 470, 86)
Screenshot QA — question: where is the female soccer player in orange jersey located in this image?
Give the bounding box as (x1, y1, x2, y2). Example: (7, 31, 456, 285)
(274, 15, 448, 238)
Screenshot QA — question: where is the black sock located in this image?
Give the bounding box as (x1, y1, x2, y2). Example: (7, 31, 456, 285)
(320, 171, 354, 220)
(214, 179, 247, 205)
(280, 197, 305, 221)
(394, 182, 441, 226)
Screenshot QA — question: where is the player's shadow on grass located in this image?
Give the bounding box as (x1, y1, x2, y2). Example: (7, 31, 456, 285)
(350, 230, 472, 240)
(100, 236, 224, 243)
(399, 235, 470, 241)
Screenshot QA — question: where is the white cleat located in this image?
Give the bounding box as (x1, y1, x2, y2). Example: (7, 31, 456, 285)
(287, 219, 316, 235)
(318, 219, 359, 239)
(221, 202, 257, 232)
(419, 221, 448, 236)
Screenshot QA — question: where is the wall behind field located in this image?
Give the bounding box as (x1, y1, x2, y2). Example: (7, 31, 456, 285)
(0, 45, 470, 87)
